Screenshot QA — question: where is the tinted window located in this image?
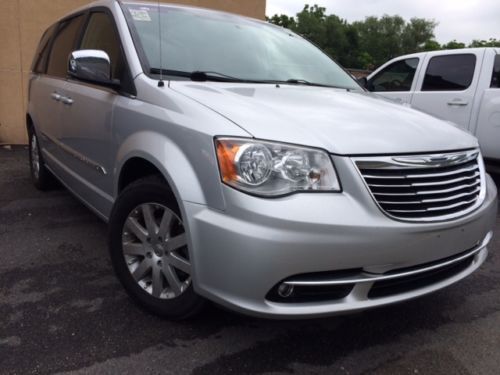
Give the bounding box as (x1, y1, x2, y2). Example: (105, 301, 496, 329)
(47, 15, 85, 78)
(80, 12, 124, 80)
(422, 54, 476, 91)
(32, 24, 57, 73)
(491, 55, 500, 88)
(370, 58, 419, 92)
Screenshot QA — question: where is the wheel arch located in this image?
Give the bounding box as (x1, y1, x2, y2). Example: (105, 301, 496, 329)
(26, 113, 34, 133)
(117, 157, 168, 194)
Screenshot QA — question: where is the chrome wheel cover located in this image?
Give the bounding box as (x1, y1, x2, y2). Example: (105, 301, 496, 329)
(122, 203, 191, 299)
(31, 133, 40, 180)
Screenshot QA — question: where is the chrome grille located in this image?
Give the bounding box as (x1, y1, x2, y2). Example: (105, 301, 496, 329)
(354, 150, 485, 222)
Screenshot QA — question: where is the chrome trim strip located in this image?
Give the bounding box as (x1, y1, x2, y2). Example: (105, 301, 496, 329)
(387, 197, 477, 213)
(42, 132, 107, 175)
(362, 163, 479, 179)
(356, 150, 479, 170)
(284, 232, 492, 286)
(352, 149, 487, 223)
(367, 173, 479, 188)
(373, 182, 481, 196)
(378, 187, 481, 205)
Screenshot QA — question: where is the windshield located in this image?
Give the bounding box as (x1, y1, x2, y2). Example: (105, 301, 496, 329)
(123, 4, 360, 89)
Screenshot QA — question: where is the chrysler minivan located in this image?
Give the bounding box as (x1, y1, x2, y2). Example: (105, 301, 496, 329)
(27, 0, 497, 319)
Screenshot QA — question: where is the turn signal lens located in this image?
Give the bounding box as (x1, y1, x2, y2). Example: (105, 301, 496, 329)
(216, 141, 239, 183)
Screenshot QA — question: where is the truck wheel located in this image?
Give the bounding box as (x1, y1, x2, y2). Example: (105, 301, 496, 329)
(108, 176, 204, 319)
(29, 128, 55, 190)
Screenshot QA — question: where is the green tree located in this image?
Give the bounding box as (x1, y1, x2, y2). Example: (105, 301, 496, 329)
(288, 5, 359, 67)
(422, 39, 442, 51)
(401, 18, 438, 53)
(442, 40, 466, 49)
(293, 5, 328, 47)
(354, 15, 405, 67)
(267, 14, 296, 29)
(469, 38, 500, 47)
(353, 15, 437, 67)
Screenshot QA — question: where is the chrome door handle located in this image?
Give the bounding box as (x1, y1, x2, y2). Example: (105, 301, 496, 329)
(51, 93, 62, 101)
(61, 97, 73, 105)
(447, 99, 468, 106)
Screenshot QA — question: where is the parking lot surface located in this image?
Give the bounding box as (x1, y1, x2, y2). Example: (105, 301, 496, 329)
(1, 146, 499, 375)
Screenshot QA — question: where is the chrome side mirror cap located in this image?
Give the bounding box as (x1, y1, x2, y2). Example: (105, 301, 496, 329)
(68, 50, 120, 88)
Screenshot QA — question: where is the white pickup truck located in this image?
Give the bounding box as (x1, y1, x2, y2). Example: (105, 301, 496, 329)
(364, 48, 500, 168)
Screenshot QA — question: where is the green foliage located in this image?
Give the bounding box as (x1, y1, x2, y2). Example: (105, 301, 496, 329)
(268, 4, 496, 70)
(442, 40, 466, 49)
(267, 14, 296, 29)
(422, 39, 442, 51)
(469, 38, 500, 47)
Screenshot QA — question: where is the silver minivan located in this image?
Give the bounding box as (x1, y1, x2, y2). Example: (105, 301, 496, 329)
(27, 0, 497, 319)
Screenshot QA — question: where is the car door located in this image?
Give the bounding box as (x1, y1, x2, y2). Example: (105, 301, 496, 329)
(366, 57, 421, 105)
(33, 15, 85, 164)
(474, 53, 500, 160)
(58, 9, 136, 215)
(411, 51, 485, 130)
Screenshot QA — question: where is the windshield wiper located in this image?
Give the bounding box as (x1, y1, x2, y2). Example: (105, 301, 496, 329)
(150, 69, 355, 90)
(149, 68, 263, 83)
(279, 79, 353, 90)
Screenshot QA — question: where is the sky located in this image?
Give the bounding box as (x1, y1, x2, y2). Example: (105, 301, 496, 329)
(266, 0, 500, 44)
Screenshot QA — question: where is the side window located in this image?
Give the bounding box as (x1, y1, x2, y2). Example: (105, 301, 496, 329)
(32, 24, 57, 73)
(47, 15, 85, 78)
(80, 12, 124, 80)
(491, 55, 500, 88)
(369, 58, 419, 92)
(422, 54, 476, 91)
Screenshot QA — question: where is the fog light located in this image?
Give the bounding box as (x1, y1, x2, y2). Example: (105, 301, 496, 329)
(277, 283, 294, 298)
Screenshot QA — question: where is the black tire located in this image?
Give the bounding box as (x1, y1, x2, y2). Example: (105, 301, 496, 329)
(28, 127, 55, 190)
(108, 176, 205, 319)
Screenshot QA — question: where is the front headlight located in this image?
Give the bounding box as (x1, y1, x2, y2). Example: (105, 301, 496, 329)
(215, 137, 341, 196)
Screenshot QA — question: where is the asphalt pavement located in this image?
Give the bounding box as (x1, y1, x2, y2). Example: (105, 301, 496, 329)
(1, 146, 499, 375)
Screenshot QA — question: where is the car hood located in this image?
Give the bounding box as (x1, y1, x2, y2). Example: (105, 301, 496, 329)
(170, 82, 478, 155)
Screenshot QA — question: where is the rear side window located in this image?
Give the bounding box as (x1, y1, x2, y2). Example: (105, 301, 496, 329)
(32, 24, 57, 73)
(47, 15, 85, 78)
(370, 58, 419, 92)
(491, 55, 500, 88)
(422, 54, 476, 91)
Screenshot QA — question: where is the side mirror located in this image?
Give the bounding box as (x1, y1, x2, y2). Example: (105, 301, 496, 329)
(357, 77, 368, 89)
(68, 50, 120, 88)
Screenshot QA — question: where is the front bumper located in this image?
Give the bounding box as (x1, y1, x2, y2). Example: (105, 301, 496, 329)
(183, 159, 497, 318)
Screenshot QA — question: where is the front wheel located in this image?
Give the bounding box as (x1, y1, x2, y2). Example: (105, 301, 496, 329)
(108, 177, 204, 319)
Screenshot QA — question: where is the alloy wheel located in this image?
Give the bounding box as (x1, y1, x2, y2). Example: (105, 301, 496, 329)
(122, 203, 191, 299)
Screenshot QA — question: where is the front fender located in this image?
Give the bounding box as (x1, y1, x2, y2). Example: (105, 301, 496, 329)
(115, 131, 225, 211)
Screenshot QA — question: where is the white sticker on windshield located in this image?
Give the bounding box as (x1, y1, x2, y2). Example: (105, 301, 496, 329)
(129, 9, 152, 22)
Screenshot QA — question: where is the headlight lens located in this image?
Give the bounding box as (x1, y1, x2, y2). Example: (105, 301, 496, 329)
(215, 138, 341, 196)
